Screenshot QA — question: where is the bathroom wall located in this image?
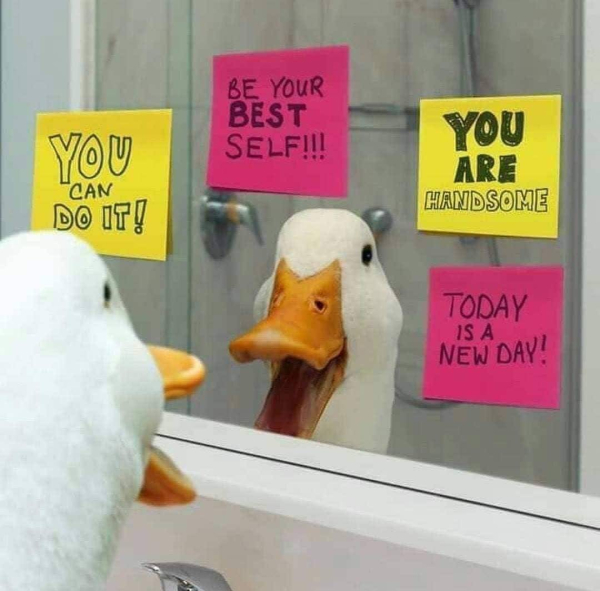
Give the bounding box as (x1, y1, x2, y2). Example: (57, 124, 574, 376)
(0, 0, 71, 237)
(108, 498, 581, 591)
(95, 0, 580, 489)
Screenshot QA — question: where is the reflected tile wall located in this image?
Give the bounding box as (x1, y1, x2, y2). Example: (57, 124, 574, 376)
(95, 0, 170, 345)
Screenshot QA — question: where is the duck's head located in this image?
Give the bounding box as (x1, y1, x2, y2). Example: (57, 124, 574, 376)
(229, 208, 402, 439)
(0, 231, 204, 507)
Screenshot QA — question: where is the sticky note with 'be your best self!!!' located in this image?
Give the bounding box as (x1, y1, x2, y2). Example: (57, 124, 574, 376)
(31, 109, 172, 261)
(417, 95, 561, 239)
(207, 45, 349, 198)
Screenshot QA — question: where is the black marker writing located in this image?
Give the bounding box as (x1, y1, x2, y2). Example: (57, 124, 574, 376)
(437, 291, 548, 367)
(443, 110, 525, 186)
(48, 132, 148, 237)
(224, 74, 327, 161)
(48, 133, 133, 184)
(442, 292, 528, 323)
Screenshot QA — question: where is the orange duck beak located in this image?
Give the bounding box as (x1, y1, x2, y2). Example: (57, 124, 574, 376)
(138, 346, 205, 507)
(229, 259, 347, 439)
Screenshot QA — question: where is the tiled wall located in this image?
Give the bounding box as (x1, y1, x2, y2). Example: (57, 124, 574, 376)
(97, 0, 579, 489)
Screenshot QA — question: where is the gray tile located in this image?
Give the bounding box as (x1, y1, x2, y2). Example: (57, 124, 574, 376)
(191, 0, 295, 108)
(96, 0, 169, 108)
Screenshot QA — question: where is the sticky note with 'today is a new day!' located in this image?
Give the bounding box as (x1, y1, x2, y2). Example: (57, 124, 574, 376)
(418, 95, 561, 238)
(423, 266, 563, 408)
(207, 45, 349, 197)
(31, 109, 172, 260)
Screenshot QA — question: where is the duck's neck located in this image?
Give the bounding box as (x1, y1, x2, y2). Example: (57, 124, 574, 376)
(0, 417, 142, 590)
(313, 363, 396, 454)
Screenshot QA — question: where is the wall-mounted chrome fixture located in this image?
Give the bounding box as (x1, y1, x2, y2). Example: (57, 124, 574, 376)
(144, 562, 233, 591)
(361, 206, 393, 239)
(199, 188, 263, 260)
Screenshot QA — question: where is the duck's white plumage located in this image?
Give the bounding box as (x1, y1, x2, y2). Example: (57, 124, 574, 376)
(0, 231, 163, 590)
(248, 208, 403, 453)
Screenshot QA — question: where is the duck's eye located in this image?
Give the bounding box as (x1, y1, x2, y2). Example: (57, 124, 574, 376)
(103, 282, 112, 307)
(361, 244, 373, 266)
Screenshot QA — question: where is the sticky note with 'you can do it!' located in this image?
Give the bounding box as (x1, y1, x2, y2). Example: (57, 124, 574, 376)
(31, 109, 172, 261)
(423, 266, 563, 408)
(207, 45, 349, 198)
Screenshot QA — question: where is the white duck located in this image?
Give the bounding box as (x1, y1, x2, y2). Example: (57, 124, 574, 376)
(0, 231, 205, 591)
(230, 209, 402, 454)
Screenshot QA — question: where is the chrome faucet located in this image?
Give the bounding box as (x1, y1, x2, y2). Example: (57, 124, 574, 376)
(143, 562, 233, 591)
(199, 188, 264, 259)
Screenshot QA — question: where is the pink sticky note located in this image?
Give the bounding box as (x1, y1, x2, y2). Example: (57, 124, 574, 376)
(207, 46, 349, 198)
(423, 266, 563, 408)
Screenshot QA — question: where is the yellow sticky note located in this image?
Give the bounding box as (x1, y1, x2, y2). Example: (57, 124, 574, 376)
(417, 95, 561, 238)
(31, 109, 172, 260)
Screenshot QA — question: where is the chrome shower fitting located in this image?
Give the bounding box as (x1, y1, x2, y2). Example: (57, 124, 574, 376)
(199, 188, 264, 259)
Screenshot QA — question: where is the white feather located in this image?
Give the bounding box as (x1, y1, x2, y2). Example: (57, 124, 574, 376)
(0, 231, 163, 590)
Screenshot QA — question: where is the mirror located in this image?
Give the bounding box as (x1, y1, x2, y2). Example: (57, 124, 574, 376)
(96, 1, 583, 495)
